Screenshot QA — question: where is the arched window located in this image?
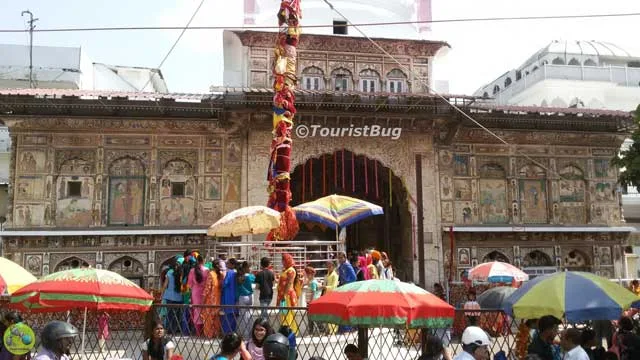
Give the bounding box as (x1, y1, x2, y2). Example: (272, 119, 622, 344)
(482, 250, 510, 263)
(515, 70, 522, 81)
(482, 92, 489, 98)
(522, 250, 553, 267)
(568, 58, 581, 66)
(55, 257, 89, 272)
(532, 66, 539, 72)
(331, 67, 352, 91)
(504, 77, 512, 88)
(493, 85, 500, 94)
(386, 69, 407, 93)
(584, 59, 597, 66)
(552, 57, 565, 65)
(301, 66, 324, 91)
(359, 69, 380, 93)
(109, 256, 145, 276)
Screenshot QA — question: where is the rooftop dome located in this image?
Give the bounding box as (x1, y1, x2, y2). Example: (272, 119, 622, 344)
(545, 40, 632, 57)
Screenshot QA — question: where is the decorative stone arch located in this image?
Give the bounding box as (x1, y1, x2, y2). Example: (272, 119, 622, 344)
(330, 67, 353, 91)
(479, 162, 507, 178)
(482, 250, 510, 263)
(54, 256, 90, 272)
(386, 68, 407, 79)
(301, 66, 325, 90)
(563, 249, 591, 269)
(57, 156, 93, 174)
(108, 256, 145, 277)
(492, 84, 500, 94)
(568, 58, 581, 66)
(161, 158, 194, 176)
(482, 92, 489, 98)
(559, 164, 585, 179)
(584, 59, 597, 66)
(552, 57, 565, 65)
(518, 164, 546, 178)
(504, 77, 512, 88)
(301, 65, 324, 76)
(108, 156, 146, 176)
(522, 250, 553, 267)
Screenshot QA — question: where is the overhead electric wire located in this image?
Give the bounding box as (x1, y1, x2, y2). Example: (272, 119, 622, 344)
(321, 0, 579, 180)
(139, 0, 206, 92)
(0, 12, 639, 33)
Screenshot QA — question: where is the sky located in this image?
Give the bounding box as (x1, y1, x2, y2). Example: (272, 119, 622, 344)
(0, 0, 639, 95)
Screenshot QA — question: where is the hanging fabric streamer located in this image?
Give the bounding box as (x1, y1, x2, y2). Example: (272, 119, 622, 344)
(323, 154, 326, 195)
(351, 152, 355, 193)
(364, 157, 368, 195)
(265, 0, 302, 241)
(309, 158, 313, 197)
(302, 162, 306, 203)
(341, 149, 345, 190)
(389, 168, 392, 208)
(375, 161, 379, 199)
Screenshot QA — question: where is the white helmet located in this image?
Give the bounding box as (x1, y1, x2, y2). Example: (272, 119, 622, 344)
(461, 326, 491, 346)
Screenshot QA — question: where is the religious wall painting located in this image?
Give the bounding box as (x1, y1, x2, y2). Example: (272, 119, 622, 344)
(226, 138, 242, 165)
(478, 162, 507, 178)
(440, 175, 453, 200)
(518, 180, 548, 223)
(458, 248, 470, 266)
(56, 176, 94, 227)
(479, 179, 508, 224)
(559, 180, 585, 203)
(441, 201, 454, 222)
(25, 254, 42, 276)
(206, 136, 223, 147)
(205, 150, 222, 173)
(13, 204, 45, 227)
(159, 198, 195, 226)
(439, 150, 453, 167)
(17, 150, 46, 173)
(563, 249, 590, 269)
(593, 182, 616, 202)
(453, 155, 469, 176)
(454, 179, 472, 201)
(58, 158, 93, 175)
(204, 176, 222, 200)
(454, 201, 475, 224)
(559, 204, 586, 224)
(224, 170, 241, 203)
(599, 246, 612, 265)
(16, 176, 45, 201)
(108, 177, 145, 226)
(161, 160, 193, 176)
(594, 159, 615, 178)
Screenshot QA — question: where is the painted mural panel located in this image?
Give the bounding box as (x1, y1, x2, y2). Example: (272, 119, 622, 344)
(198, 201, 223, 225)
(559, 204, 586, 224)
(594, 159, 615, 178)
(559, 180, 585, 202)
(13, 204, 45, 227)
(226, 138, 242, 165)
(56, 176, 94, 227)
(454, 179, 472, 201)
(453, 155, 469, 176)
(205, 176, 222, 200)
(454, 201, 475, 224)
(205, 150, 223, 173)
(519, 180, 548, 223)
(224, 170, 241, 203)
(440, 175, 453, 200)
(479, 179, 508, 224)
(108, 177, 145, 225)
(16, 176, 45, 200)
(160, 198, 195, 226)
(593, 182, 616, 202)
(17, 150, 46, 173)
(441, 201, 454, 222)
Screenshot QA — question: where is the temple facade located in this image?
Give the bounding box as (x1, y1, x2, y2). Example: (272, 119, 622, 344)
(0, 31, 634, 288)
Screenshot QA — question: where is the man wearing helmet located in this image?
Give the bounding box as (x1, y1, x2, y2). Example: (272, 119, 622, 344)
(34, 321, 79, 360)
(263, 333, 290, 360)
(453, 326, 491, 360)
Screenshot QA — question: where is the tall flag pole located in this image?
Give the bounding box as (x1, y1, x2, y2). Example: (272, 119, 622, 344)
(267, 0, 301, 241)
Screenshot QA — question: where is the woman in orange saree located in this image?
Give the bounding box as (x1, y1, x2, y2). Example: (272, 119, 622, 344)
(201, 259, 224, 338)
(277, 253, 299, 335)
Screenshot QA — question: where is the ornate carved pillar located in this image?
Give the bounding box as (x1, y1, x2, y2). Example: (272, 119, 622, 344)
(7, 134, 17, 226)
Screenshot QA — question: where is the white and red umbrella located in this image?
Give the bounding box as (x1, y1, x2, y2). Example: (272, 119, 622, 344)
(468, 261, 529, 283)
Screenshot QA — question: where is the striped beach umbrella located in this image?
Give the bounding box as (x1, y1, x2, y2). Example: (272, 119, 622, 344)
(503, 271, 638, 322)
(293, 194, 383, 229)
(308, 279, 454, 328)
(0, 257, 36, 295)
(468, 261, 529, 283)
(10, 267, 153, 312)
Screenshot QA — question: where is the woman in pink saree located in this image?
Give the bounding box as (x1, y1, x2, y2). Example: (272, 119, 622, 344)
(187, 254, 209, 336)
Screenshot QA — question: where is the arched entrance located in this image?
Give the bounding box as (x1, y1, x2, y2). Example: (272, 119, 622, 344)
(108, 256, 145, 286)
(54, 256, 89, 272)
(290, 150, 413, 281)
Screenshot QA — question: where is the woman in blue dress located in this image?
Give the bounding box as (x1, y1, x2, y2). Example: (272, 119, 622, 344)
(221, 258, 238, 333)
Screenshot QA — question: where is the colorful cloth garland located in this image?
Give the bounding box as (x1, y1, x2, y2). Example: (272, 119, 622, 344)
(267, 0, 302, 241)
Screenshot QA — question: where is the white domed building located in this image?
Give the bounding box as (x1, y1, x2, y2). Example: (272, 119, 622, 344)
(474, 40, 640, 111)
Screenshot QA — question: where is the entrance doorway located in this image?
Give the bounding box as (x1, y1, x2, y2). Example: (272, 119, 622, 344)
(290, 150, 413, 281)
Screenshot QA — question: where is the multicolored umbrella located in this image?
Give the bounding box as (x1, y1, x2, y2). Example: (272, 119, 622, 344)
(468, 261, 529, 283)
(208, 205, 281, 237)
(308, 279, 454, 328)
(503, 271, 638, 322)
(0, 257, 36, 295)
(9, 268, 153, 313)
(293, 194, 383, 229)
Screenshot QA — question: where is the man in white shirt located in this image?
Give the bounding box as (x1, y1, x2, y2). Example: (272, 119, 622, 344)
(560, 328, 590, 360)
(453, 326, 491, 360)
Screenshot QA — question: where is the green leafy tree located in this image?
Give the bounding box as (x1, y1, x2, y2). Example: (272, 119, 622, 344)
(613, 105, 640, 189)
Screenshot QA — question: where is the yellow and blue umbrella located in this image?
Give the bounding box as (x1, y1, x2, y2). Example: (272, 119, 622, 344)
(293, 194, 383, 229)
(503, 271, 638, 322)
(0, 257, 36, 295)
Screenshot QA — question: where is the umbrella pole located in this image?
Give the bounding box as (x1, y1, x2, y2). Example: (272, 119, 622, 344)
(357, 327, 368, 359)
(81, 307, 87, 355)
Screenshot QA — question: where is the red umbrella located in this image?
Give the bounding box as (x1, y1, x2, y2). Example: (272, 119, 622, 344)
(10, 267, 153, 312)
(308, 279, 454, 328)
